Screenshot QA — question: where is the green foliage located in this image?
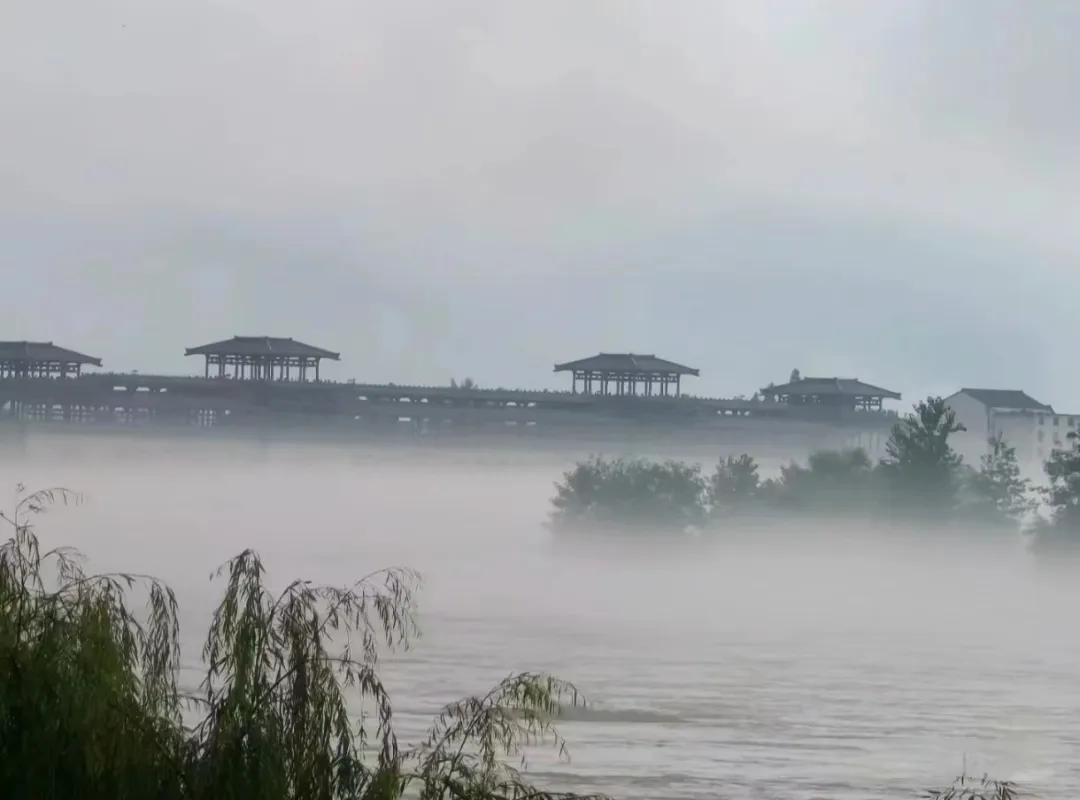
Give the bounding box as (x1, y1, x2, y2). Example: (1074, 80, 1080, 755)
(548, 456, 708, 534)
(1030, 430, 1080, 554)
(0, 487, 183, 799)
(550, 398, 1029, 535)
(707, 454, 761, 518)
(960, 435, 1035, 529)
(880, 396, 966, 517)
(1041, 431, 1080, 528)
(0, 486, 606, 800)
(770, 447, 880, 515)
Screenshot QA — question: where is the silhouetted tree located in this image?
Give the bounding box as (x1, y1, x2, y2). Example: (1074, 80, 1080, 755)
(1029, 430, 1080, 555)
(773, 447, 881, 515)
(789, 368, 801, 383)
(548, 456, 708, 534)
(960, 434, 1035, 530)
(450, 377, 478, 390)
(707, 454, 761, 518)
(879, 396, 966, 518)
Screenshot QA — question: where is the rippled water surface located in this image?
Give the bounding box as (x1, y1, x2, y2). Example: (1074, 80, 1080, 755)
(7, 438, 1080, 799)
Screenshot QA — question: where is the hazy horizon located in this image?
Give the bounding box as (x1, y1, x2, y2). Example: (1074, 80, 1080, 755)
(4, 2, 1079, 409)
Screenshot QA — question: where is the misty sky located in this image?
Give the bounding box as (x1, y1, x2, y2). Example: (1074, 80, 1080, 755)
(2, 1, 1077, 407)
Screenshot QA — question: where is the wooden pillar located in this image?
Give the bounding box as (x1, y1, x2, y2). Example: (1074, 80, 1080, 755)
(315, 359, 321, 382)
(675, 375, 681, 397)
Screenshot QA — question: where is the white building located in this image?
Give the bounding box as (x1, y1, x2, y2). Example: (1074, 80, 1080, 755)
(944, 388, 1080, 475)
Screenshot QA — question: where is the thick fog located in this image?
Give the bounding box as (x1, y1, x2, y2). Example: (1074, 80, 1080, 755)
(6, 436, 1079, 798)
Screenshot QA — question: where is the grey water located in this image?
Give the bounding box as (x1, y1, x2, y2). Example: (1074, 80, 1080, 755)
(6, 436, 1080, 799)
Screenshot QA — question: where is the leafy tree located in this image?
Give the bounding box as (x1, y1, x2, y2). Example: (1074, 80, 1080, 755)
(789, 368, 801, 383)
(960, 434, 1035, 530)
(449, 377, 478, 390)
(0, 486, 607, 800)
(879, 396, 966, 518)
(548, 456, 707, 534)
(1031, 431, 1080, 554)
(772, 447, 880, 515)
(707, 454, 761, 518)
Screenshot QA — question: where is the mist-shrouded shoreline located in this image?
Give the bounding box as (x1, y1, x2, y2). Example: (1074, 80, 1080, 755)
(3, 437, 1078, 799)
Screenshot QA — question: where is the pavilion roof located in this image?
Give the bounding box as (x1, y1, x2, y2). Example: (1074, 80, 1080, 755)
(185, 336, 340, 360)
(553, 353, 699, 376)
(0, 341, 102, 366)
(761, 376, 900, 400)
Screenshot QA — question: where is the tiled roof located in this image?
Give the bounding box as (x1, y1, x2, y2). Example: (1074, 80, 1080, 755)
(957, 388, 1052, 412)
(0, 341, 102, 366)
(553, 353, 699, 376)
(761, 377, 901, 400)
(185, 336, 340, 360)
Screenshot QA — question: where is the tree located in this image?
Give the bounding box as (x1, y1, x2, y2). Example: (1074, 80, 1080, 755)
(450, 377, 478, 390)
(1030, 430, 1080, 554)
(772, 447, 880, 515)
(707, 454, 761, 518)
(0, 486, 607, 800)
(960, 434, 1035, 530)
(879, 396, 966, 519)
(789, 368, 801, 383)
(548, 456, 707, 534)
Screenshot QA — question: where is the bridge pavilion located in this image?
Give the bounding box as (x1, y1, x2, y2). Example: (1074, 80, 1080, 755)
(553, 353, 699, 397)
(0, 341, 102, 378)
(185, 336, 340, 382)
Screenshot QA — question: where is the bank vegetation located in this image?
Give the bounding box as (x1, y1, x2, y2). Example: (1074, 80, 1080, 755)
(549, 396, 1080, 553)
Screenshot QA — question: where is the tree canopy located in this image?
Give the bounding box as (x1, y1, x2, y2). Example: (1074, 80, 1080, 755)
(548, 397, 1050, 539)
(878, 396, 966, 518)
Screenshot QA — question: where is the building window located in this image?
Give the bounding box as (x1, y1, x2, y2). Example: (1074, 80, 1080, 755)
(1054, 416, 1061, 426)
(1038, 414, 1046, 425)
(1070, 417, 1076, 428)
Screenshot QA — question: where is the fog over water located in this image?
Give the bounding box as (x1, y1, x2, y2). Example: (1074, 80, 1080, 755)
(6, 437, 1080, 799)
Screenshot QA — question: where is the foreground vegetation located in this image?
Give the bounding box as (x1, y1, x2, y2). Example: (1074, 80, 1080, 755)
(550, 396, 1080, 550)
(0, 486, 607, 800)
(0, 486, 1028, 798)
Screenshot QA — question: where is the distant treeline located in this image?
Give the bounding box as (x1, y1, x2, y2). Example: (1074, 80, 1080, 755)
(549, 396, 1080, 550)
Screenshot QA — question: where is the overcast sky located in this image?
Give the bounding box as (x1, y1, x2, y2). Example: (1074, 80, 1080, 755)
(2, 1, 1077, 407)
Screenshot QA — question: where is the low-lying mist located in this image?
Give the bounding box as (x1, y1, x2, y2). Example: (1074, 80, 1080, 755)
(4, 439, 1068, 648)
(5, 437, 1080, 797)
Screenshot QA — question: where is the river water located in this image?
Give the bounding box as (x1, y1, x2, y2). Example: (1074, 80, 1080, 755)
(6, 438, 1080, 799)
